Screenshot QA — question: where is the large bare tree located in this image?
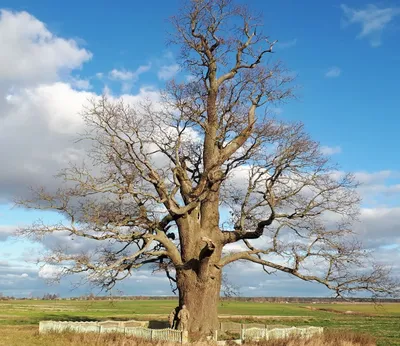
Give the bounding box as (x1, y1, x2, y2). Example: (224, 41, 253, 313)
(17, 0, 398, 335)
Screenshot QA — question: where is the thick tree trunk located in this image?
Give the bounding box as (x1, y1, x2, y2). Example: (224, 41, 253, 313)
(174, 197, 223, 337)
(177, 268, 221, 336)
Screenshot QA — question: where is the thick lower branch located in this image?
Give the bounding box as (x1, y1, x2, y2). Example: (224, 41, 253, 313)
(218, 251, 397, 297)
(223, 213, 275, 244)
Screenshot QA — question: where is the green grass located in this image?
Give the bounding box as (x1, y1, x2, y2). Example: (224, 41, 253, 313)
(0, 300, 399, 346)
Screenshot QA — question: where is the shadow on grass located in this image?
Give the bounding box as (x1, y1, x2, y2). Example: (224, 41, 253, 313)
(148, 320, 169, 329)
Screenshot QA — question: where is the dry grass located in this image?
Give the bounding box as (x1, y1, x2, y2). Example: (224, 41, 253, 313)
(245, 331, 376, 346)
(0, 326, 376, 346)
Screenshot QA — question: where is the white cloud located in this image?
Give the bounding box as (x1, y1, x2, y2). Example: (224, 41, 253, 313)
(109, 64, 152, 93)
(38, 265, 63, 279)
(325, 66, 341, 78)
(0, 225, 15, 241)
(5, 82, 92, 134)
(341, 4, 400, 47)
(353, 171, 400, 207)
(109, 69, 134, 81)
(109, 63, 151, 82)
(0, 82, 165, 203)
(354, 170, 393, 185)
(355, 207, 400, 248)
(158, 64, 180, 80)
(0, 9, 93, 185)
(0, 10, 91, 84)
(320, 145, 342, 155)
(0, 9, 162, 204)
(329, 170, 400, 205)
(69, 77, 92, 90)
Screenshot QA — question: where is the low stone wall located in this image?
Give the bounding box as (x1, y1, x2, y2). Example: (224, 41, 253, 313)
(39, 321, 187, 344)
(242, 326, 324, 341)
(215, 326, 323, 345)
(219, 321, 289, 333)
(39, 321, 322, 344)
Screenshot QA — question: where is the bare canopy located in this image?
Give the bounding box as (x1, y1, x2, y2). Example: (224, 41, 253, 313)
(17, 0, 398, 335)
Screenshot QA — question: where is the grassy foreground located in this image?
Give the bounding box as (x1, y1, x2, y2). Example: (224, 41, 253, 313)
(0, 328, 377, 346)
(0, 300, 399, 345)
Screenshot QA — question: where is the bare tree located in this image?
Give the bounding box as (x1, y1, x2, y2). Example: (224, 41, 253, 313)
(16, 0, 398, 336)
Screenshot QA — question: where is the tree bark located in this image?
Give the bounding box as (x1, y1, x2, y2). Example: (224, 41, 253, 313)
(174, 195, 223, 337)
(177, 267, 221, 335)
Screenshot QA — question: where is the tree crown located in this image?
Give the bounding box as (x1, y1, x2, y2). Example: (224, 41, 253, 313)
(17, 0, 398, 299)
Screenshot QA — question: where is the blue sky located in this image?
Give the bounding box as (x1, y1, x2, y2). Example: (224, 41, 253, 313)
(0, 0, 399, 297)
(2, 0, 399, 171)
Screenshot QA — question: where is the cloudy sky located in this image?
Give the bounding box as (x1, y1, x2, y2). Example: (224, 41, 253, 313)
(0, 0, 399, 298)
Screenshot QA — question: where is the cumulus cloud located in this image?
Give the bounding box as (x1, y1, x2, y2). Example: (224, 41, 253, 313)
(69, 77, 92, 90)
(320, 145, 342, 155)
(157, 64, 180, 80)
(0, 8, 163, 204)
(109, 69, 135, 81)
(0, 10, 91, 85)
(325, 67, 342, 78)
(0, 226, 15, 241)
(354, 207, 400, 248)
(341, 4, 400, 47)
(349, 170, 400, 210)
(354, 170, 394, 185)
(38, 265, 63, 280)
(108, 63, 151, 93)
(109, 63, 151, 82)
(0, 83, 166, 204)
(0, 83, 94, 202)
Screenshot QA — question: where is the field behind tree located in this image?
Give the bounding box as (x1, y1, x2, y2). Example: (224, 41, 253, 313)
(0, 299, 399, 346)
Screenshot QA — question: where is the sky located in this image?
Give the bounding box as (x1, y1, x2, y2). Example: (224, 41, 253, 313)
(0, 0, 399, 298)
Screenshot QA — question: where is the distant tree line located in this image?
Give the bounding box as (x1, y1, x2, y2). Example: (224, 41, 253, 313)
(0, 292, 399, 303)
(41, 293, 60, 300)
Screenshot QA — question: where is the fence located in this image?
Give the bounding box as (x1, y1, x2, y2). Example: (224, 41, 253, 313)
(39, 320, 322, 344)
(39, 321, 188, 344)
(219, 321, 289, 333)
(242, 326, 324, 341)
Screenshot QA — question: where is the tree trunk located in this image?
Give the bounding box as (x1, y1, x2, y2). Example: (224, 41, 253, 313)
(177, 267, 221, 336)
(175, 201, 223, 337)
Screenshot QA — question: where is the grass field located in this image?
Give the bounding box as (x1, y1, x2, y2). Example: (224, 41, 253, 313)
(0, 300, 398, 345)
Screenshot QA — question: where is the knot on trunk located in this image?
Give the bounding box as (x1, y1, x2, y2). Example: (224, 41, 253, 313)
(197, 237, 217, 282)
(200, 237, 216, 259)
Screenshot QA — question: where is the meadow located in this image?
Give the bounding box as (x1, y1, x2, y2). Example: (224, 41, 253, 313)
(0, 299, 399, 346)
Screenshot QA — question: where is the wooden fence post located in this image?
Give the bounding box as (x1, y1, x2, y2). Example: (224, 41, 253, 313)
(182, 330, 188, 344)
(214, 330, 218, 341)
(240, 324, 244, 341)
